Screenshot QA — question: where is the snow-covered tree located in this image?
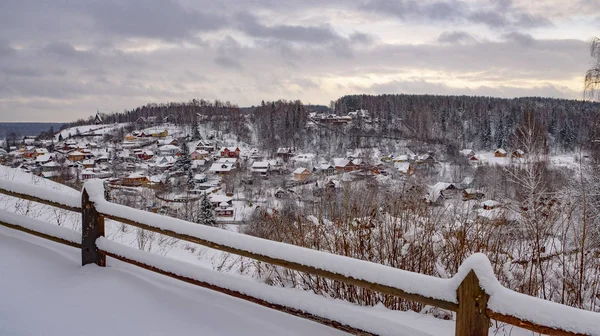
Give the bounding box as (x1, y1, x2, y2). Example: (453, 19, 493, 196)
(187, 169, 195, 191)
(173, 142, 192, 173)
(191, 116, 201, 141)
(196, 194, 216, 226)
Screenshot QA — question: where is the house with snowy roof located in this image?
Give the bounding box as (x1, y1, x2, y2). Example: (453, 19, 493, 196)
(293, 167, 311, 181)
(220, 147, 240, 158)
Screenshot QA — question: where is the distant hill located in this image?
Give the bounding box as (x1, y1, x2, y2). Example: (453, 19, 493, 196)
(0, 123, 64, 138)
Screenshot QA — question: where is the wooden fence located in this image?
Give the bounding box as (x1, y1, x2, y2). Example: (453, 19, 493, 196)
(0, 180, 594, 336)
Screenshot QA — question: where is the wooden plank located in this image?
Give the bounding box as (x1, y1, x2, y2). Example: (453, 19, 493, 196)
(0, 187, 81, 213)
(99, 249, 374, 336)
(487, 310, 587, 336)
(0, 220, 80, 248)
(82, 189, 105, 267)
(100, 212, 459, 312)
(456, 270, 490, 336)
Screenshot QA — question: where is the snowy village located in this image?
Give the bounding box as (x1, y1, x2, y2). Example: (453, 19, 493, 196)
(2, 1, 600, 335)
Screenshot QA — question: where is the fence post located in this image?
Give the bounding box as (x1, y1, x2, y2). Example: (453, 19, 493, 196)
(81, 187, 105, 267)
(456, 270, 490, 336)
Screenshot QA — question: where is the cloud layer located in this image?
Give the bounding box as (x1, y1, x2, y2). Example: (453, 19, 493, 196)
(0, 0, 595, 121)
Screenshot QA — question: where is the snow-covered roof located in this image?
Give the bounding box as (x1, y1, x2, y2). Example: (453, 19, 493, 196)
(427, 182, 454, 203)
(126, 172, 147, 179)
(459, 149, 474, 156)
(35, 154, 52, 162)
(209, 194, 232, 203)
(217, 158, 237, 164)
(194, 173, 207, 180)
(395, 162, 411, 173)
(333, 158, 349, 168)
(209, 163, 235, 172)
(252, 161, 270, 168)
(42, 161, 60, 167)
(495, 148, 507, 154)
(482, 200, 502, 207)
(81, 169, 96, 175)
(293, 168, 309, 174)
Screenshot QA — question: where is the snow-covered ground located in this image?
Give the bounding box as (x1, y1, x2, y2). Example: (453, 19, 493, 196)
(54, 123, 127, 141)
(0, 228, 346, 336)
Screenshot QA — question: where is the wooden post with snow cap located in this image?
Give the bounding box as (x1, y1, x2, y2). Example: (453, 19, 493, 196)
(456, 270, 490, 336)
(81, 185, 105, 267)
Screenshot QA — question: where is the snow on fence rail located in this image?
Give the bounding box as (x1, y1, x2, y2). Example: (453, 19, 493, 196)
(0, 178, 598, 336)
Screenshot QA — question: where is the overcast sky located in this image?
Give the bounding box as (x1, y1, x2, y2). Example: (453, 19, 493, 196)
(0, 0, 598, 121)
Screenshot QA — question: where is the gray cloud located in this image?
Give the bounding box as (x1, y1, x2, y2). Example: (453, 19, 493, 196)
(0, 0, 592, 121)
(236, 13, 341, 43)
(361, 0, 552, 29)
(438, 31, 476, 44)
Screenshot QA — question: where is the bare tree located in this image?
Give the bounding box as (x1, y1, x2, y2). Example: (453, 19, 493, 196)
(585, 37, 600, 100)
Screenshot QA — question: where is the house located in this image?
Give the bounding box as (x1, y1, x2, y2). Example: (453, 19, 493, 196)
(196, 140, 215, 152)
(122, 172, 150, 186)
(512, 149, 525, 158)
(158, 145, 180, 156)
(469, 155, 479, 161)
(194, 174, 208, 184)
(67, 151, 85, 162)
(494, 149, 507, 157)
(293, 167, 311, 181)
(251, 161, 270, 176)
(82, 159, 95, 169)
(39, 171, 60, 181)
(41, 161, 60, 171)
(460, 149, 475, 157)
(319, 164, 336, 176)
(220, 147, 240, 158)
(158, 137, 178, 146)
(214, 202, 234, 217)
(416, 153, 435, 164)
(463, 189, 485, 200)
(209, 163, 236, 174)
(333, 158, 360, 171)
(191, 150, 209, 160)
(124, 134, 136, 141)
(34, 148, 48, 158)
(427, 182, 458, 204)
(216, 157, 238, 166)
(81, 169, 97, 180)
(276, 148, 294, 159)
(23, 146, 36, 159)
(395, 162, 414, 176)
(482, 200, 502, 210)
(138, 150, 154, 160)
(35, 154, 52, 165)
(209, 194, 233, 208)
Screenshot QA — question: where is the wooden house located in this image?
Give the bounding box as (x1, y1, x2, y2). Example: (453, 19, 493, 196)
(293, 168, 311, 181)
(494, 149, 507, 157)
(512, 149, 525, 158)
(122, 172, 150, 187)
(191, 150, 209, 160)
(220, 147, 240, 158)
(67, 151, 85, 162)
(463, 189, 485, 200)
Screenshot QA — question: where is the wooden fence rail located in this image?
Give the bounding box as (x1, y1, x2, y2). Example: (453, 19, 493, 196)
(0, 180, 594, 336)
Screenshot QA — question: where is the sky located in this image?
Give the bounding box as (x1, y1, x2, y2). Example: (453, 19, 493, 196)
(0, 0, 598, 122)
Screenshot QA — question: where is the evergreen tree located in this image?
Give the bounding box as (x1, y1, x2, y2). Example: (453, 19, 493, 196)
(191, 116, 201, 141)
(196, 194, 216, 226)
(173, 142, 192, 172)
(187, 169, 195, 191)
(58, 134, 63, 142)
